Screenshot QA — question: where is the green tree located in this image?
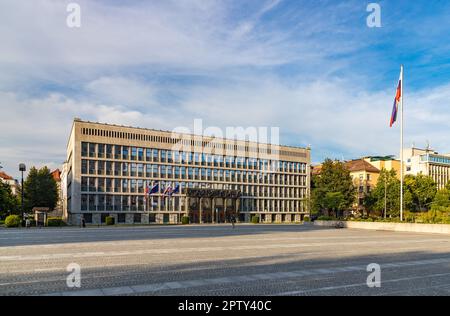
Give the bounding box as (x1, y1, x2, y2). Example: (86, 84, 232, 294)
(312, 159, 355, 217)
(366, 169, 403, 218)
(404, 174, 437, 211)
(0, 181, 19, 218)
(445, 180, 450, 192)
(23, 167, 58, 211)
(323, 192, 346, 218)
(431, 188, 450, 211)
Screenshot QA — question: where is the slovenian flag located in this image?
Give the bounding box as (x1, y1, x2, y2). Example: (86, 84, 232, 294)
(149, 182, 159, 195)
(163, 184, 173, 196)
(390, 69, 402, 127)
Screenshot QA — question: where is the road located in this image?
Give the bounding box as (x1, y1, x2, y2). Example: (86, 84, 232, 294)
(0, 224, 450, 296)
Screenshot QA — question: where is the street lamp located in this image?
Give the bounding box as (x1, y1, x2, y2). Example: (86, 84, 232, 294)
(19, 163, 26, 226)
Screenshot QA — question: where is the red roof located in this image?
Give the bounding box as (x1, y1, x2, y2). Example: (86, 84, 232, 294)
(51, 169, 61, 182)
(344, 159, 380, 173)
(0, 171, 14, 180)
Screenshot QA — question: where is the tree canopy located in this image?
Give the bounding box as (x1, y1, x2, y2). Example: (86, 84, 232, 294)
(0, 181, 19, 218)
(312, 159, 355, 217)
(23, 166, 58, 211)
(404, 174, 437, 211)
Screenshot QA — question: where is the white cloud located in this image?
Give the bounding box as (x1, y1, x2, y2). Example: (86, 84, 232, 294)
(2, 76, 450, 178)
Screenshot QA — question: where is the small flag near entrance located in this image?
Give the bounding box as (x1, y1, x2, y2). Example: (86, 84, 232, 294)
(149, 182, 159, 195)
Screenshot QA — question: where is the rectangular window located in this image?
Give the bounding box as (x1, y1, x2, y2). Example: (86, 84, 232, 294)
(89, 143, 96, 157)
(81, 160, 88, 174)
(122, 146, 129, 160)
(81, 142, 88, 157)
(98, 144, 105, 158)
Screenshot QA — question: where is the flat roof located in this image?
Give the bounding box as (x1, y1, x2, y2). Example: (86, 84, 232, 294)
(73, 118, 310, 151)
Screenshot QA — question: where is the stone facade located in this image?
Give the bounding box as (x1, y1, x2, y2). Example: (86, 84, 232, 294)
(63, 119, 311, 225)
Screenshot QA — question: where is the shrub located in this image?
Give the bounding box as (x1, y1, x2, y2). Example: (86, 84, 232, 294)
(46, 217, 66, 227)
(181, 216, 190, 225)
(5, 215, 21, 228)
(0, 220, 4, 226)
(303, 216, 310, 222)
(317, 216, 334, 221)
(251, 216, 259, 224)
(105, 216, 115, 226)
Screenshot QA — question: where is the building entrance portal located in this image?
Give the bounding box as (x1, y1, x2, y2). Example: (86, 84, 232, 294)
(186, 188, 241, 224)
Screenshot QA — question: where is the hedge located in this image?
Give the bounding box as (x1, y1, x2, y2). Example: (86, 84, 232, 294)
(47, 217, 67, 227)
(251, 216, 259, 224)
(5, 215, 21, 228)
(181, 216, 190, 225)
(317, 216, 334, 221)
(105, 216, 115, 225)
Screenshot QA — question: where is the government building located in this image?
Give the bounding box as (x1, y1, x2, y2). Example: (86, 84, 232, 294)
(62, 119, 311, 225)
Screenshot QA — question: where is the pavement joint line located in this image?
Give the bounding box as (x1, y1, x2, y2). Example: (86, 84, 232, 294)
(277, 271, 450, 296)
(2, 239, 450, 262)
(40, 256, 450, 296)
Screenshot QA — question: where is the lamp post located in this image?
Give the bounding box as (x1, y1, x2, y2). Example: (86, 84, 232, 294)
(19, 163, 26, 226)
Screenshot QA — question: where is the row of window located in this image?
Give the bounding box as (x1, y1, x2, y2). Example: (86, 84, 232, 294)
(81, 213, 143, 224)
(80, 160, 308, 186)
(80, 130, 307, 159)
(81, 142, 308, 173)
(80, 194, 306, 213)
(80, 178, 308, 198)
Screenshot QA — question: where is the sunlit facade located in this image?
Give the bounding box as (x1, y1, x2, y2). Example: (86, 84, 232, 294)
(63, 119, 311, 225)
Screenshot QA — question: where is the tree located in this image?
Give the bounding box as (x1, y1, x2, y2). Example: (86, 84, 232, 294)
(431, 189, 450, 211)
(404, 174, 437, 211)
(312, 159, 355, 217)
(323, 192, 346, 218)
(23, 166, 58, 211)
(366, 169, 403, 218)
(0, 181, 19, 218)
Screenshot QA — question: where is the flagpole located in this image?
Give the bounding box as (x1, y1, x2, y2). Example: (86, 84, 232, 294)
(400, 64, 404, 222)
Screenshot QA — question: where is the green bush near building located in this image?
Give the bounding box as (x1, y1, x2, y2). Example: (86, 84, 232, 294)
(105, 216, 115, 226)
(5, 215, 21, 228)
(181, 216, 190, 225)
(303, 216, 310, 222)
(46, 217, 66, 227)
(251, 216, 259, 224)
(317, 215, 334, 221)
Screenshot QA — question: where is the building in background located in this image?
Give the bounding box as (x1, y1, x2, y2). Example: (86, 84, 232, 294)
(363, 156, 401, 179)
(311, 156, 401, 214)
(62, 119, 311, 225)
(49, 169, 64, 217)
(403, 146, 450, 190)
(0, 171, 19, 195)
(345, 159, 380, 213)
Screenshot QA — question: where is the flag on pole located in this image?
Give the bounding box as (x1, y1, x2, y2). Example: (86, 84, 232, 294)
(163, 184, 173, 196)
(389, 69, 403, 127)
(149, 182, 159, 195)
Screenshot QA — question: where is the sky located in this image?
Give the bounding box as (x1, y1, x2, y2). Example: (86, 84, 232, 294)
(1, 0, 450, 179)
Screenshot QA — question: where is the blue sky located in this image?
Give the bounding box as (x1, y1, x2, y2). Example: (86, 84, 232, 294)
(1, 0, 450, 178)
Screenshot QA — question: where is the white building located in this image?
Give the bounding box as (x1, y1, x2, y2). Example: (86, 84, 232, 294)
(0, 171, 19, 195)
(403, 147, 450, 190)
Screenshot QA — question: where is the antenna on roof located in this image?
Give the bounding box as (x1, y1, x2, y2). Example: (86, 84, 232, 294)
(426, 140, 431, 151)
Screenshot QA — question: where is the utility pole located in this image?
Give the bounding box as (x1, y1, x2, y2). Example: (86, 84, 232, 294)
(384, 175, 387, 219)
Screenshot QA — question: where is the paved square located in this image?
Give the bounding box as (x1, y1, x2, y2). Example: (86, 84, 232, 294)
(1, 224, 450, 296)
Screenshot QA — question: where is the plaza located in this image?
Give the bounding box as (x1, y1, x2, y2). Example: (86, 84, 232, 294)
(1, 224, 450, 296)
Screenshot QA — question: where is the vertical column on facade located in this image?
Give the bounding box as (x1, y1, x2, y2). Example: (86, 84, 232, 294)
(185, 196, 189, 219)
(211, 198, 215, 223)
(199, 197, 203, 224)
(235, 198, 239, 222)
